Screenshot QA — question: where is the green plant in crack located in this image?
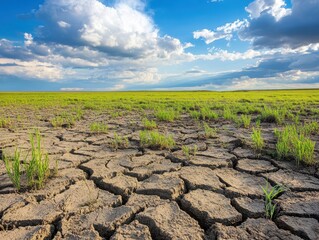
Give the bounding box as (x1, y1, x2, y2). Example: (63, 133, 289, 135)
(3, 149, 21, 191)
(25, 130, 50, 189)
(240, 114, 251, 128)
(203, 122, 217, 139)
(251, 128, 264, 152)
(142, 118, 157, 130)
(140, 130, 175, 150)
(182, 145, 198, 160)
(111, 133, 129, 151)
(0, 117, 11, 128)
(4, 130, 51, 190)
(275, 125, 316, 165)
(90, 122, 108, 133)
(262, 182, 286, 219)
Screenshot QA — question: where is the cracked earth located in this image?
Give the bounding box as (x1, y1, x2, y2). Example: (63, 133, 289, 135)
(0, 112, 319, 240)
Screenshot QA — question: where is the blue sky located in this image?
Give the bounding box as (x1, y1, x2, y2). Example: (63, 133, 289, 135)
(0, 0, 319, 91)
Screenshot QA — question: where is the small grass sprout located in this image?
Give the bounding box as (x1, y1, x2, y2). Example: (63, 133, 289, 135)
(4, 130, 51, 191)
(190, 111, 201, 120)
(275, 125, 316, 165)
(251, 128, 264, 151)
(293, 135, 316, 166)
(155, 109, 178, 122)
(142, 118, 157, 130)
(240, 114, 251, 128)
(260, 107, 286, 124)
(3, 149, 21, 191)
(203, 122, 217, 138)
(25, 130, 50, 189)
(262, 182, 286, 219)
(90, 122, 108, 133)
(200, 107, 218, 120)
(140, 130, 175, 150)
(111, 133, 129, 151)
(0, 117, 11, 128)
(51, 113, 76, 128)
(300, 121, 319, 136)
(182, 145, 198, 160)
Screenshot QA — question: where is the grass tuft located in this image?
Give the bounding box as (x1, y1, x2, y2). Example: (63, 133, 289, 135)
(155, 109, 178, 122)
(111, 133, 129, 151)
(140, 130, 175, 150)
(251, 128, 264, 152)
(142, 118, 157, 130)
(240, 114, 251, 128)
(25, 130, 50, 189)
(3, 149, 21, 191)
(262, 182, 286, 219)
(4, 130, 51, 191)
(275, 125, 316, 165)
(90, 122, 108, 133)
(182, 145, 198, 160)
(0, 117, 11, 128)
(203, 122, 217, 138)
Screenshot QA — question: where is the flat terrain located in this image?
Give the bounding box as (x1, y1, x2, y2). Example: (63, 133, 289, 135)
(0, 90, 319, 239)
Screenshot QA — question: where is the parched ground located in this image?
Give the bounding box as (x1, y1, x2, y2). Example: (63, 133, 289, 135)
(0, 111, 319, 240)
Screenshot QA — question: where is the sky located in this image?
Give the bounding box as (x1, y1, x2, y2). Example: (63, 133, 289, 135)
(0, 0, 319, 91)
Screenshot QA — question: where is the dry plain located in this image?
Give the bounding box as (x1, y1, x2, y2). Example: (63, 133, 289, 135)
(0, 91, 319, 239)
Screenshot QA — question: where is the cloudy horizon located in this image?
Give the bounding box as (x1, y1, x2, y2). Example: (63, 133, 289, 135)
(1, 0, 319, 91)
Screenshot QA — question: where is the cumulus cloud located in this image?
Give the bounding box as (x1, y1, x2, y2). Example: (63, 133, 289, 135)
(245, 0, 291, 21)
(35, 0, 188, 59)
(0, 0, 194, 87)
(241, 0, 319, 49)
(0, 58, 64, 81)
(193, 19, 248, 44)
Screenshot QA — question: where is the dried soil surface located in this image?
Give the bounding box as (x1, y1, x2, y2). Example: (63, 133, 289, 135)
(0, 114, 319, 240)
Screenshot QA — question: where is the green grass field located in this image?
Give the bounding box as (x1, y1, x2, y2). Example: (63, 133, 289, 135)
(1, 89, 318, 167)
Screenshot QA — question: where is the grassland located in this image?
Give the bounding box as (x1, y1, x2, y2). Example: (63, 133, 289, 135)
(1, 90, 318, 165)
(0, 89, 318, 239)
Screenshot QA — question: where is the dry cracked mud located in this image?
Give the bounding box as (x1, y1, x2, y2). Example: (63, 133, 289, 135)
(0, 116, 319, 240)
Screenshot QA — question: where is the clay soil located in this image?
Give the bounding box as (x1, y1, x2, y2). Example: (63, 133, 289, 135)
(0, 108, 319, 240)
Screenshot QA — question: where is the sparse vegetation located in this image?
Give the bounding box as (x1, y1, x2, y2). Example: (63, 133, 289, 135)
(182, 145, 198, 160)
(199, 107, 218, 120)
(262, 182, 286, 219)
(90, 122, 108, 133)
(3, 149, 21, 191)
(251, 128, 264, 151)
(293, 135, 316, 166)
(155, 109, 178, 122)
(111, 133, 129, 151)
(140, 130, 175, 150)
(1, 90, 319, 232)
(240, 114, 251, 128)
(25, 130, 50, 189)
(275, 125, 316, 165)
(3, 130, 51, 190)
(260, 107, 286, 124)
(0, 117, 11, 128)
(142, 118, 157, 130)
(203, 122, 217, 138)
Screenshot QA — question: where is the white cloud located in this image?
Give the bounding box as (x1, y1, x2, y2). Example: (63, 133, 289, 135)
(36, 0, 189, 60)
(241, 0, 319, 49)
(245, 0, 291, 21)
(24, 33, 33, 46)
(193, 19, 248, 44)
(110, 84, 125, 91)
(57, 21, 71, 28)
(0, 58, 64, 81)
(0, 0, 193, 86)
(60, 88, 84, 91)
